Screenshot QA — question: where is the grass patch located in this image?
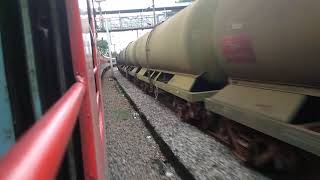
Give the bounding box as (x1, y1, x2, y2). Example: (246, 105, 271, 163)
(113, 109, 130, 121)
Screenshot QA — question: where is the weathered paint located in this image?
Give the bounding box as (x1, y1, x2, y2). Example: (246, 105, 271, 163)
(0, 82, 85, 179)
(135, 67, 216, 102)
(205, 85, 320, 157)
(211, 84, 306, 123)
(155, 80, 216, 102)
(124, 0, 227, 84)
(0, 32, 15, 156)
(214, 0, 320, 88)
(19, 0, 42, 118)
(65, 0, 106, 179)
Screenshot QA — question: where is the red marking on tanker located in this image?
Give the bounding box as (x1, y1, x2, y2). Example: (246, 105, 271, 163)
(220, 35, 256, 63)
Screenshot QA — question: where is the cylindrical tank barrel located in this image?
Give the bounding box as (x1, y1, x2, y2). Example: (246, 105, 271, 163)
(214, 0, 320, 88)
(127, 0, 226, 84)
(125, 41, 137, 65)
(123, 46, 129, 65)
(118, 50, 124, 64)
(135, 32, 149, 67)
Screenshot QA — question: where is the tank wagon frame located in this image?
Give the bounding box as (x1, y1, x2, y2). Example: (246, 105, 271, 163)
(117, 0, 320, 175)
(120, 65, 217, 102)
(206, 81, 320, 154)
(119, 61, 320, 174)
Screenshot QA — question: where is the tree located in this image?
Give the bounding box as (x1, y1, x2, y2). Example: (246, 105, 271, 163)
(97, 38, 109, 57)
(111, 51, 118, 58)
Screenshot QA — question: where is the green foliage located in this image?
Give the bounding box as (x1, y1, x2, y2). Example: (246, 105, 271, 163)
(111, 51, 118, 58)
(97, 38, 109, 57)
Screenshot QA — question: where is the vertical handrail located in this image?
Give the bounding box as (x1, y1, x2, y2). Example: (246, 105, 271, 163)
(0, 82, 85, 180)
(65, 0, 105, 178)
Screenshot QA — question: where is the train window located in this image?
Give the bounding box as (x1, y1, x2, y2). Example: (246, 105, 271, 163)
(143, 70, 148, 76)
(136, 67, 142, 73)
(151, 71, 160, 80)
(129, 67, 135, 71)
(157, 72, 174, 83)
(143, 70, 154, 77)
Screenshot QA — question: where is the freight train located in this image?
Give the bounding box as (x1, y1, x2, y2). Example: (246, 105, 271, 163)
(117, 0, 320, 173)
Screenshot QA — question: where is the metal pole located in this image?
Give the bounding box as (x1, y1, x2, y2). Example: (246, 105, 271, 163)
(98, 2, 103, 29)
(106, 19, 114, 76)
(152, 0, 156, 26)
(164, 8, 167, 19)
(99, 1, 114, 76)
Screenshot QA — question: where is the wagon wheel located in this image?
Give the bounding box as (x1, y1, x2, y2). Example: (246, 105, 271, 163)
(154, 86, 159, 100)
(177, 106, 184, 119)
(206, 117, 232, 146)
(149, 84, 154, 95)
(247, 138, 276, 168)
(200, 110, 212, 130)
(225, 120, 251, 162)
(172, 98, 177, 108)
(248, 140, 299, 171)
(143, 83, 148, 93)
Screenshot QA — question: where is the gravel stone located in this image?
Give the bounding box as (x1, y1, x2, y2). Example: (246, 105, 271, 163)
(114, 70, 269, 180)
(102, 70, 180, 180)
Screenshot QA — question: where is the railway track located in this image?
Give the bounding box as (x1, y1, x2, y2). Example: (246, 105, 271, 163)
(115, 69, 320, 180)
(113, 69, 270, 180)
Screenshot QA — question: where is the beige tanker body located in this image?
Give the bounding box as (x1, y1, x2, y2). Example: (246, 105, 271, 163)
(213, 0, 320, 89)
(118, 0, 320, 164)
(125, 41, 137, 65)
(122, 0, 226, 85)
(118, 50, 125, 64)
(134, 32, 149, 67)
(205, 0, 320, 160)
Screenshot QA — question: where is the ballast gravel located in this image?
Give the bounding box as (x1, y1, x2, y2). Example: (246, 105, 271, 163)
(102, 70, 180, 180)
(113, 70, 269, 180)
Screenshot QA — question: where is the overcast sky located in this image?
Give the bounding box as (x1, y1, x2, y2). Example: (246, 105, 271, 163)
(94, 0, 190, 53)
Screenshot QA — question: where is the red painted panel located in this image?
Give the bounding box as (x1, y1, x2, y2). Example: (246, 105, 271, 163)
(0, 83, 85, 180)
(88, 0, 106, 177)
(65, 0, 105, 179)
(220, 35, 256, 63)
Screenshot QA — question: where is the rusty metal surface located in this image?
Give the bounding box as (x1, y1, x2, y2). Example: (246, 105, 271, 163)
(205, 88, 320, 157)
